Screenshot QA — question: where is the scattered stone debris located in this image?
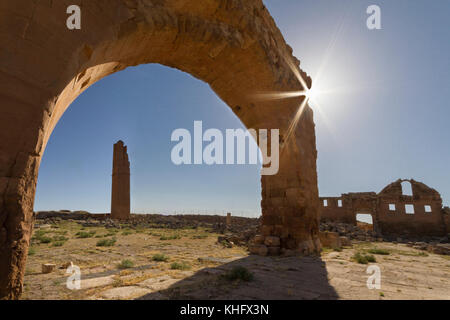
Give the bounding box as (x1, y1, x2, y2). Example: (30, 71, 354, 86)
(36, 211, 259, 232)
(320, 221, 379, 242)
(407, 242, 450, 255)
(35, 210, 450, 257)
(24, 212, 450, 300)
(41, 263, 56, 274)
(340, 236, 352, 247)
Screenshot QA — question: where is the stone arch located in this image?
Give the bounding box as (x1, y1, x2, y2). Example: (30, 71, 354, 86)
(0, 0, 320, 299)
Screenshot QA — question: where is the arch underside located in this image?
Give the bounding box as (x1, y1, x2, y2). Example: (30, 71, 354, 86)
(0, 0, 319, 299)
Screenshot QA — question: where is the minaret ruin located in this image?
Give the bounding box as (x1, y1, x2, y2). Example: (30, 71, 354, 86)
(111, 140, 130, 220)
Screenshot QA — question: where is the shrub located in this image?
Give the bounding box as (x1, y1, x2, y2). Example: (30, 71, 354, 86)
(96, 237, 116, 247)
(52, 241, 66, 247)
(76, 231, 96, 238)
(33, 230, 52, 243)
(353, 252, 367, 264)
(353, 252, 376, 264)
(170, 262, 191, 270)
(28, 247, 36, 256)
(396, 250, 428, 257)
(55, 230, 68, 235)
(368, 248, 390, 255)
(39, 236, 52, 244)
(122, 230, 133, 236)
(222, 266, 254, 282)
(417, 251, 429, 257)
(53, 235, 68, 242)
(160, 234, 181, 241)
(152, 253, 169, 262)
(118, 259, 134, 269)
(33, 230, 47, 238)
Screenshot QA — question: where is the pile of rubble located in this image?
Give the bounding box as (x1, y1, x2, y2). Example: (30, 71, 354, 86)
(35, 211, 449, 255)
(217, 229, 257, 248)
(35, 210, 260, 233)
(35, 212, 122, 229)
(218, 220, 378, 254)
(215, 217, 259, 248)
(407, 242, 450, 255)
(320, 220, 381, 242)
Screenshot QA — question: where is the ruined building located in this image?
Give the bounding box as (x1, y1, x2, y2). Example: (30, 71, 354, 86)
(111, 141, 130, 220)
(1, 0, 318, 298)
(319, 179, 449, 237)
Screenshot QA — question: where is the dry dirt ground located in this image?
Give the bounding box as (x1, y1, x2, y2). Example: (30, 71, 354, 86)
(22, 221, 450, 300)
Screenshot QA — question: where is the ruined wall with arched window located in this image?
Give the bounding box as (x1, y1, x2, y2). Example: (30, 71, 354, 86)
(319, 179, 448, 237)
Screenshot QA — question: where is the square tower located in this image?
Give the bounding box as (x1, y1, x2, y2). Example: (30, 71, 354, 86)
(111, 140, 130, 220)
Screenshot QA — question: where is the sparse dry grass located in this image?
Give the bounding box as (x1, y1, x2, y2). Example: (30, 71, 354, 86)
(22, 220, 450, 300)
(22, 220, 243, 300)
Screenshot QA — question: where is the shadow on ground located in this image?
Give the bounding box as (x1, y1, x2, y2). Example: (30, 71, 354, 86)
(137, 255, 339, 300)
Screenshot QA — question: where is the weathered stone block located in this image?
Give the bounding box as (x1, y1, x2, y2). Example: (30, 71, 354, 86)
(248, 244, 268, 256)
(253, 235, 265, 245)
(432, 244, 450, 255)
(41, 263, 56, 274)
(267, 246, 281, 255)
(270, 197, 287, 207)
(284, 238, 297, 249)
(280, 248, 296, 256)
(339, 236, 352, 246)
(260, 225, 273, 236)
(319, 231, 341, 249)
(264, 236, 280, 247)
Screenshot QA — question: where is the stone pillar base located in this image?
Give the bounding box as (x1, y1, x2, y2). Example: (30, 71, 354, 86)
(249, 234, 321, 256)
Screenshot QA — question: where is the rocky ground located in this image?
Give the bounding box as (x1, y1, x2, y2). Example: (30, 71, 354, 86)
(22, 213, 450, 300)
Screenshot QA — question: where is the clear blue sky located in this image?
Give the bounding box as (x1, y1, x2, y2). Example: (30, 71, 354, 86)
(34, 0, 450, 216)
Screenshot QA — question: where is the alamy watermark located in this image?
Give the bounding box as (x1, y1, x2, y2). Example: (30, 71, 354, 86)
(66, 263, 81, 290)
(170, 121, 280, 175)
(66, 5, 81, 30)
(367, 5, 382, 30)
(67, 4, 382, 31)
(366, 265, 381, 290)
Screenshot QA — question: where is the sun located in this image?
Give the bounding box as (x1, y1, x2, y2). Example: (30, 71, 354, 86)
(303, 85, 325, 111)
(250, 52, 333, 148)
(305, 87, 318, 104)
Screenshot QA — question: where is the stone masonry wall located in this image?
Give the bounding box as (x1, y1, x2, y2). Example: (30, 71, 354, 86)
(319, 179, 448, 238)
